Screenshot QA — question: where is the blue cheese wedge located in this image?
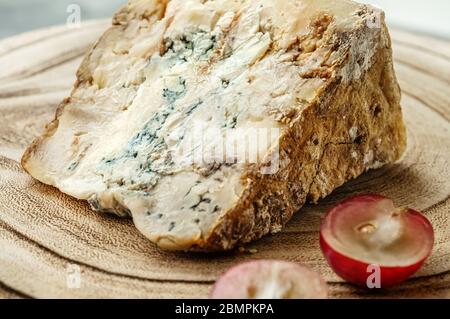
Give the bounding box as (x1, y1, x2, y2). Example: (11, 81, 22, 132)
(22, 0, 406, 251)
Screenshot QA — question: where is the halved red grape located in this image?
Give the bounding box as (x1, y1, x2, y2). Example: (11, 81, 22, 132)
(211, 260, 327, 299)
(320, 194, 434, 287)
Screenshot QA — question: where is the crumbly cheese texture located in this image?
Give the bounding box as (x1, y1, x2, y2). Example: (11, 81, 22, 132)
(22, 0, 406, 251)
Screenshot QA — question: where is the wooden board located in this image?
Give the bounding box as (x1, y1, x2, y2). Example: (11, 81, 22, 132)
(0, 20, 449, 299)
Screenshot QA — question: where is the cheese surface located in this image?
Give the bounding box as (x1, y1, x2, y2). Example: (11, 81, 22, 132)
(22, 0, 390, 250)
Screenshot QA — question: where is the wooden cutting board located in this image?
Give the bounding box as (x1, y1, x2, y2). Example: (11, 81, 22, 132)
(0, 20, 449, 299)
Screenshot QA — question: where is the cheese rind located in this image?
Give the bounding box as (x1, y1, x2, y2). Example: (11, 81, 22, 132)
(22, 0, 406, 251)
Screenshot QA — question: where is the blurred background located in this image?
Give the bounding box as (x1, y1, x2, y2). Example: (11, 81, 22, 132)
(0, 0, 124, 38)
(0, 0, 449, 39)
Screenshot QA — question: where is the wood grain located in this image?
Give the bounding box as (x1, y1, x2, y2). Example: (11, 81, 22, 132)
(0, 21, 449, 299)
